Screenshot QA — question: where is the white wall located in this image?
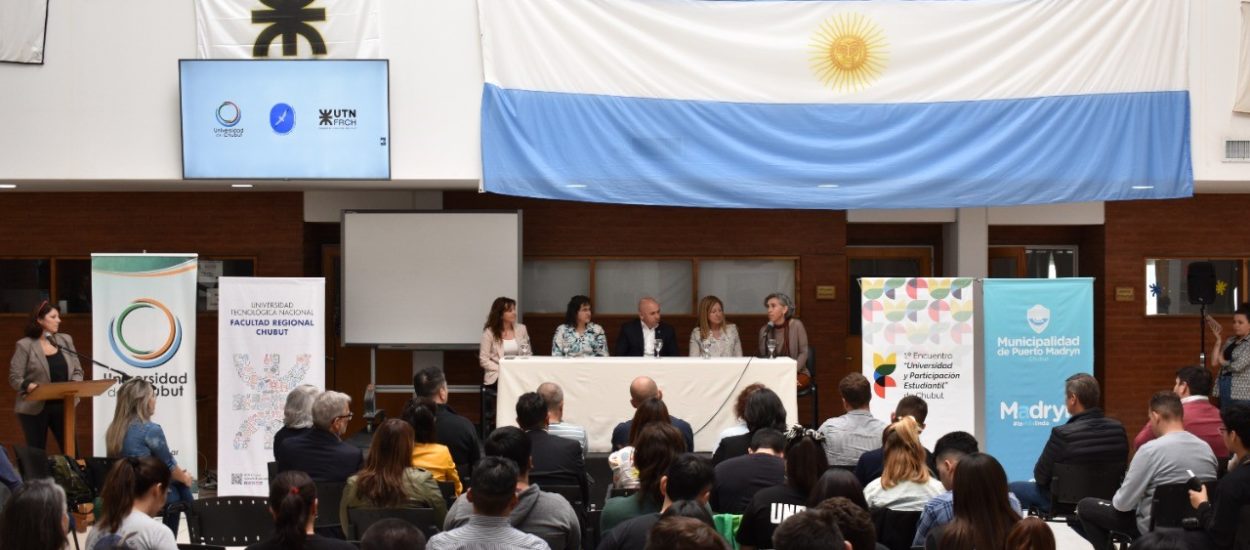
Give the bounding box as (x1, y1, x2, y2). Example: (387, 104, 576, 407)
(0, 0, 483, 187)
(0, 0, 1246, 191)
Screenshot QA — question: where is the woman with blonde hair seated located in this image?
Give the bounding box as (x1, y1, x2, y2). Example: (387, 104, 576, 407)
(862, 416, 943, 511)
(340, 418, 448, 533)
(689, 295, 741, 358)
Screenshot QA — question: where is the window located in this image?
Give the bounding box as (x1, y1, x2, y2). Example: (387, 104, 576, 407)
(522, 260, 590, 314)
(55, 259, 92, 314)
(0, 259, 50, 314)
(698, 260, 796, 314)
(198, 259, 256, 312)
(1146, 258, 1241, 316)
(595, 260, 693, 314)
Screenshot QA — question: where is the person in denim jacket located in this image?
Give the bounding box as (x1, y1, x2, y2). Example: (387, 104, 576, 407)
(105, 378, 194, 535)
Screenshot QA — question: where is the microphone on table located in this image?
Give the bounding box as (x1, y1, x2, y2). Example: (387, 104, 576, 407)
(46, 331, 132, 382)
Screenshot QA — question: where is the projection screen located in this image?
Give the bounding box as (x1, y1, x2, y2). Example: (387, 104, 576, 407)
(0, 0, 49, 64)
(342, 211, 521, 347)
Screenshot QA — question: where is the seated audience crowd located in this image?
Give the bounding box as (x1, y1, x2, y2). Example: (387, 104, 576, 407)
(13, 350, 1250, 550)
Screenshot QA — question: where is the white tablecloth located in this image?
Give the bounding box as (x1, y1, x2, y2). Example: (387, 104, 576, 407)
(497, 357, 798, 452)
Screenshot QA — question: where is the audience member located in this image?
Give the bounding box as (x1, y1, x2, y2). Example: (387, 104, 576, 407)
(737, 427, 828, 550)
(809, 468, 869, 511)
(537, 382, 588, 455)
(341, 418, 447, 532)
(932, 453, 1021, 550)
(1189, 402, 1250, 550)
(105, 377, 195, 534)
(772, 508, 849, 550)
(274, 384, 321, 451)
(711, 428, 786, 513)
(758, 292, 811, 382)
(427, 457, 549, 549)
(0, 478, 69, 550)
(1004, 517, 1055, 550)
(643, 516, 729, 550)
(862, 416, 943, 511)
(359, 518, 427, 550)
(403, 398, 462, 495)
(552, 295, 609, 358)
(1077, 391, 1218, 548)
(617, 297, 679, 357)
(276, 390, 364, 484)
(814, 497, 878, 550)
(1210, 305, 1250, 413)
(446, 427, 580, 549)
(712, 387, 787, 464)
(247, 470, 357, 550)
(1008, 372, 1129, 515)
(913, 431, 1020, 547)
(611, 398, 673, 490)
(1135, 366, 1228, 458)
(414, 366, 482, 482)
(713, 383, 765, 450)
(598, 454, 716, 550)
(819, 373, 888, 467)
(690, 295, 742, 358)
(611, 377, 695, 451)
(602, 423, 686, 532)
(85, 456, 176, 550)
(516, 392, 586, 494)
(855, 395, 934, 486)
(0, 448, 21, 492)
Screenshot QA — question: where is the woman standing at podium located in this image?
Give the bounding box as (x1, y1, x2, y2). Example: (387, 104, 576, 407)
(7, 301, 83, 451)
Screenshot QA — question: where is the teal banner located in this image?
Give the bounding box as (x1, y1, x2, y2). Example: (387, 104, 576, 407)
(983, 278, 1094, 481)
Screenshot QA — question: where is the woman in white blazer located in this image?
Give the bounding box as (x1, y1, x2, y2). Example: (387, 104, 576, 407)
(478, 296, 531, 432)
(8, 301, 83, 451)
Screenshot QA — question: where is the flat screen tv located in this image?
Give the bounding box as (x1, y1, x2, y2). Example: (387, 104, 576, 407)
(179, 59, 390, 180)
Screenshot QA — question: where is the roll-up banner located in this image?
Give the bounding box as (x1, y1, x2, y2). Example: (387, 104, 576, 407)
(217, 277, 325, 496)
(91, 254, 198, 478)
(861, 278, 976, 449)
(983, 278, 1094, 481)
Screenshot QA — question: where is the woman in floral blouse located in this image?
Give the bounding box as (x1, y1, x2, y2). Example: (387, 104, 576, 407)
(552, 295, 609, 357)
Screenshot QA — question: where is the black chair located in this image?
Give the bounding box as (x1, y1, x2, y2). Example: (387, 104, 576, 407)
(1150, 481, 1216, 530)
(12, 445, 51, 480)
(314, 480, 348, 533)
(84, 457, 118, 495)
(536, 532, 567, 550)
(0, 483, 11, 518)
(1234, 504, 1250, 549)
(266, 461, 278, 481)
(542, 484, 591, 548)
(608, 487, 637, 499)
(796, 345, 818, 428)
(871, 508, 922, 550)
(345, 506, 439, 540)
(1045, 462, 1126, 521)
(184, 496, 273, 546)
(178, 545, 227, 550)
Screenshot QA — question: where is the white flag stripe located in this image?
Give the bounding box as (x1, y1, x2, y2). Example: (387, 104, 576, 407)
(196, 0, 382, 59)
(480, 0, 1187, 104)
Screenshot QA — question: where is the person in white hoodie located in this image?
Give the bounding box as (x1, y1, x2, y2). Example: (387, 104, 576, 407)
(443, 427, 580, 549)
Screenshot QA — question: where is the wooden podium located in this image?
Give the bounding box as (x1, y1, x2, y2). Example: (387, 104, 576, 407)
(25, 379, 116, 457)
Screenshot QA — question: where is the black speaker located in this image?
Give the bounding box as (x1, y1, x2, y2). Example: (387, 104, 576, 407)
(1188, 262, 1217, 305)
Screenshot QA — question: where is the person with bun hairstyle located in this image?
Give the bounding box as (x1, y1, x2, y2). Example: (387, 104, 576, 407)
(8, 300, 83, 451)
(247, 470, 355, 550)
(736, 426, 829, 550)
(84, 456, 177, 549)
(404, 397, 462, 495)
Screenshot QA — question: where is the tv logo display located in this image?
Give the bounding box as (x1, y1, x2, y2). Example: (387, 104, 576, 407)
(213, 101, 244, 138)
(270, 103, 296, 135)
(318, 108, 357, 129)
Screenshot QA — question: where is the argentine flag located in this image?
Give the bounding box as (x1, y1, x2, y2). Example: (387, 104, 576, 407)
(478, 0, 1192, 210)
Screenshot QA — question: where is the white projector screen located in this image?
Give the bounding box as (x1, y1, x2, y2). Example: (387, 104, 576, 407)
(342, 211, 521, 347)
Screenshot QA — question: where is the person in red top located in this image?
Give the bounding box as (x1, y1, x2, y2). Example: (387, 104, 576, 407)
(1134, 366, 1229, 458)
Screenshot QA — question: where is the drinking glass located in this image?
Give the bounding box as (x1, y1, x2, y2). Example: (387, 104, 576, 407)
(767, 338, 778, 359)
(519, 342, 531, 359)
(654, 339, 664, 358)
(701, 340, 712, 359)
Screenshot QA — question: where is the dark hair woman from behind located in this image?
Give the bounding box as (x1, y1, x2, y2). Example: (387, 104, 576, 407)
(809, 467, 869, 510)
(712, 387, 787, 464)
(83, 456, 176, 550)
(601, 422, 686, 533)
(341, 418, 447, 530)
(402, 397, 462, 495)
(1004, 517, 1055, 550)
(248, 470, 355, 550)
(937, 453, 1021, 550)
(0, 478, 68, 550)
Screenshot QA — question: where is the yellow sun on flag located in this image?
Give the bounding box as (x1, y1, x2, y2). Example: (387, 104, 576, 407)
(809, 13, 889, 92)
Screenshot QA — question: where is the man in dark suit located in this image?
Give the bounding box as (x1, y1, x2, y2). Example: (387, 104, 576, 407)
(275, 390, 363, 482)
(615, 296, 679, 357)
(610, 376, 695, 450)
(516, 391, 587, 497)
(414, 366, 482, 482)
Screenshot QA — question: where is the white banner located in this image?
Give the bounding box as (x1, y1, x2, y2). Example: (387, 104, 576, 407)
(861, 278, 976, 449)
(217, 277, 325, 496)
(91, 254, 199, 479)
(0, 0, 49, 64)
(1236, 2, 1250, 113)
(194, 0, 382, 59)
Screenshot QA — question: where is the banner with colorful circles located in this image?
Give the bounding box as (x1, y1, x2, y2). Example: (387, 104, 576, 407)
(861, 277, 976, 450)
(91, 254, 198, 480)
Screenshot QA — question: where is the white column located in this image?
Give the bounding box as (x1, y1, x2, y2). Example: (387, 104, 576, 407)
(943, 207, 989, 278)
